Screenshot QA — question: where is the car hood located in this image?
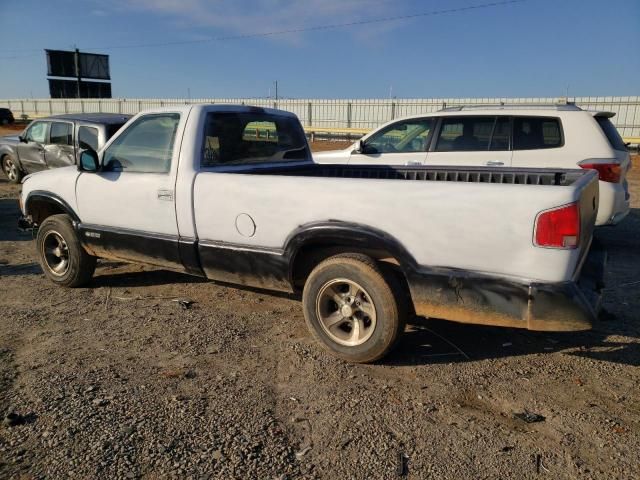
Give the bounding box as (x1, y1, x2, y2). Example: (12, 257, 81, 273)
(0, 135, 20, 145)
(312, 148, 352, 164)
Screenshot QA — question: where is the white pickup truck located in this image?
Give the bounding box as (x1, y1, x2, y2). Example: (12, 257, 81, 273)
(18, 105, 605, 363)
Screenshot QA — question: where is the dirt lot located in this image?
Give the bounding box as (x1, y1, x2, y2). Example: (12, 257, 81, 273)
(0, 129, 639, 478)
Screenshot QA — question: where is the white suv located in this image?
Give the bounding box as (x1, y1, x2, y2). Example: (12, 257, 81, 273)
(314, 105, 631, 226)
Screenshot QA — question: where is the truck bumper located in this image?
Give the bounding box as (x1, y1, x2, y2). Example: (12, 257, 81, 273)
(408, 242, 606, 331)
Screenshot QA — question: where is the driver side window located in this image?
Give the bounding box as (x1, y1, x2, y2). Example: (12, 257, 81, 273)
(364, 118, 433, 154)
(103, 113, 180, 173)
(25, 122, 48, 143)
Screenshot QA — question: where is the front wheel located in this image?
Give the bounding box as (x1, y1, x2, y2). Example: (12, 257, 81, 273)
(2, 154, 24, 184)
(302, 253, 406, 363)
(36, 214, 96, 287)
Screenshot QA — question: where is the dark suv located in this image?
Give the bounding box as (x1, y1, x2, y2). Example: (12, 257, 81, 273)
(0, 108, 14, 125)
(0, 113, 131, 183)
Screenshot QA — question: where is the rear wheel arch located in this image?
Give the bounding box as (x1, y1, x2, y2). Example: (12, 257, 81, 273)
(285, 222, 416, 293)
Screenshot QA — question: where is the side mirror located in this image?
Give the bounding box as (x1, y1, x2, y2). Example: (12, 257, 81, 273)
(79, 149, 100, 172)
(353, 139, 364, 154)
(18, 135, 27, 143)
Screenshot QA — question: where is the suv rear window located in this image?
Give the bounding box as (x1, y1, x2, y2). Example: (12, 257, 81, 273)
(513, 117, 562, 150)
(595, 116, 627, 151)
(435, 117, 494, 151)
(434, 116, 511, 152)
(201, 112, 308, 167)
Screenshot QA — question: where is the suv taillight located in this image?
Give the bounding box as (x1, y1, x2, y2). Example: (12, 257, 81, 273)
(534, 203, 580, 249)
(579, 160, 622, 183)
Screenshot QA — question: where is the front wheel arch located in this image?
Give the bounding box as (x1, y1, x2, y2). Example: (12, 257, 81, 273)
(25, 193, 81, 226)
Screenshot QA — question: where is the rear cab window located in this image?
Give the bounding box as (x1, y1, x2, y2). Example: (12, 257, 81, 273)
(201, 112, 308, 167)
(106, 123, 127, 141)
(50, 122, 73, 146)
(513, 117, 563, 150)
(78, 126, 99, 151)
(595, 116, 627, 151)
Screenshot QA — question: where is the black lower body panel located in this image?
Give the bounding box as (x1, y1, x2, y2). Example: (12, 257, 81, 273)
(77, 224, 187, 272)
(407, 243, 606, 332)
(198, 242, 291, 292)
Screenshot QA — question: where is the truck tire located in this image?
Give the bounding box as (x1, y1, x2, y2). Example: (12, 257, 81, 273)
(36, 214, 96, 287)
(2, 154, 23, 184)
(302, 253, 407, 363)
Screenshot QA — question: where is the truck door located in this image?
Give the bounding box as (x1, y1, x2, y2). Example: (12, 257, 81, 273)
(349, 118, 433, 166)
(44, 121, 75, 169)
(16, 121, 49, 173)
(425, 116, 513, 167)
(75, 113, 183, 269)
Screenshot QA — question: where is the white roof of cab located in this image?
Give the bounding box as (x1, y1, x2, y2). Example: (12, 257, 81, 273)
(129, 103, 298, 118)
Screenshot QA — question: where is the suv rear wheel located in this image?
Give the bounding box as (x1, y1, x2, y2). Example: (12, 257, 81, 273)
(302, 253, 406, 363)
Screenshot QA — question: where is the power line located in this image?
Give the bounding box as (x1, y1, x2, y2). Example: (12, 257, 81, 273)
(0, 0, 529, 57)
(90, 0, 530, 50)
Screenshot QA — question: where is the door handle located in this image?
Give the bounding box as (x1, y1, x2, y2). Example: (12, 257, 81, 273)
(486, 161, 504, 166)
(157, 189, 174, 201)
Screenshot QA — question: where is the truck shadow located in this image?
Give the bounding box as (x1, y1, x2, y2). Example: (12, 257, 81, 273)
(0, 262, 42, 276)
(91, 267, 207, 288)
(0, 198, 32, 242)
(90, 266, 298, 301)
(387, 315, 639, 367)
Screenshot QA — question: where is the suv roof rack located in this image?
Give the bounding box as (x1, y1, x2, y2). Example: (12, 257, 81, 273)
(438, 101, 582, 112)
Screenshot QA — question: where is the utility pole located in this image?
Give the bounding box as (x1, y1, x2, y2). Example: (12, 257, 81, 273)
(274, 80, 278, 101)
(74, 48, 82, 98)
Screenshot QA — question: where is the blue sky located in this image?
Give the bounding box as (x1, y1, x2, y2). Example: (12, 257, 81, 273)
(0, 0, 638, 99)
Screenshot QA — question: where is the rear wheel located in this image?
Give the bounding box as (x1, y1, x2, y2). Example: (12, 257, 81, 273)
(2, 154, 23, 183)
(302, 253, 406, 363)
(36, 214, 96, 287)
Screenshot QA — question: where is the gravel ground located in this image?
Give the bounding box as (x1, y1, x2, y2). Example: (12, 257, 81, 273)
(0, 140, 638, 479)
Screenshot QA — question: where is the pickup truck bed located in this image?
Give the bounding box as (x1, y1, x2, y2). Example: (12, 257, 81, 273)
(189, 163, 601, 333)
(18, 104, 605, 363)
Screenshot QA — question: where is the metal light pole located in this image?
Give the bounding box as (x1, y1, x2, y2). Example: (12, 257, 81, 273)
(74, 48, 82, 98)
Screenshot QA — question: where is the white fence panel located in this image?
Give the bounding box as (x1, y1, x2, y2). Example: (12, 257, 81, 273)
(1, 96, 638, 137)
